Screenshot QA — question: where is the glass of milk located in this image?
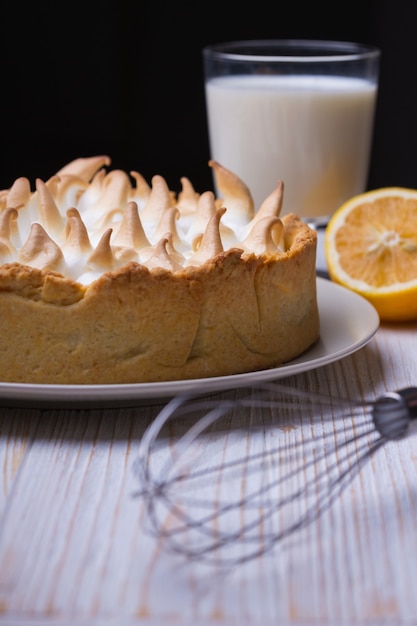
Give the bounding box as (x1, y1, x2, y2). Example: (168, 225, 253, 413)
(203, 40, 380, 225)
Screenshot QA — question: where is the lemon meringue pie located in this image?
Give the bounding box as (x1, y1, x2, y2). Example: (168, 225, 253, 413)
(0, 156, 319, 384)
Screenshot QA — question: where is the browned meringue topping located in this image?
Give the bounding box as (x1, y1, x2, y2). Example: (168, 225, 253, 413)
(4, 177, 31, 210)
(56, 155, 112, 181)
(19, 223, 65, 272)
(0, 156, 286, 284)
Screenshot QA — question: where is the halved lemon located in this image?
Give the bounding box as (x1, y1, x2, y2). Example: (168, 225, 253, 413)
(325, 187, 417, 322)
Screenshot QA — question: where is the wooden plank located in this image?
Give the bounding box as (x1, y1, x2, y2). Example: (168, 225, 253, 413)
(0, 326, 416, 623)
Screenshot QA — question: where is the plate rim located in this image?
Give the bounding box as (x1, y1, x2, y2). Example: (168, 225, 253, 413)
(0, 278, 379, 406)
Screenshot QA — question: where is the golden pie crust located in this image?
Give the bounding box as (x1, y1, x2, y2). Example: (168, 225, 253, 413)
(0, 158, 319, 384)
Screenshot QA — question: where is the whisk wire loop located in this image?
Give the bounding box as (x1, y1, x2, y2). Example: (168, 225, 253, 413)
(135, 383, 417, 566)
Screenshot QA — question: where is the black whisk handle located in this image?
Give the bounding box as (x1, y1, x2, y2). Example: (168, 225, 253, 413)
(372, 387, 417, 440)
(397, 387, 417, 419)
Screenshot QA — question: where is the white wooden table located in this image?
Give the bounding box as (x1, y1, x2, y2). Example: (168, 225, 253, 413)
(0, 305, 417, 625)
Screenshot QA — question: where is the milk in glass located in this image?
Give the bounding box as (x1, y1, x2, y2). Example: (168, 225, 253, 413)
(205, 74, 377, 218)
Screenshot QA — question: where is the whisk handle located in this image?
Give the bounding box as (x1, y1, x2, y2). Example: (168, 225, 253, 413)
(397, 387, 417, 419)
(372, 387, 417, 439)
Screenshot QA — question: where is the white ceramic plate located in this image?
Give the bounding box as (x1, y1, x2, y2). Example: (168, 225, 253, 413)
(0, 278, 379, 408)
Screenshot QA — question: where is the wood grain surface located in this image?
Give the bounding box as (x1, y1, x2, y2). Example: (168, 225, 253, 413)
(0, 320, 417, 625)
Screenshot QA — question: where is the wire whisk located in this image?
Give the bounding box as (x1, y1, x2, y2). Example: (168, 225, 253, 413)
(134, 382, 417, 566)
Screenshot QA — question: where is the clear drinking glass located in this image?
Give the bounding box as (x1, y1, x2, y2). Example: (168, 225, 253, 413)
(203, 40, 380, 225)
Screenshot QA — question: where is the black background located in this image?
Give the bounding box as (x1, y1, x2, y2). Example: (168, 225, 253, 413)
(1, 1, 415, 196)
